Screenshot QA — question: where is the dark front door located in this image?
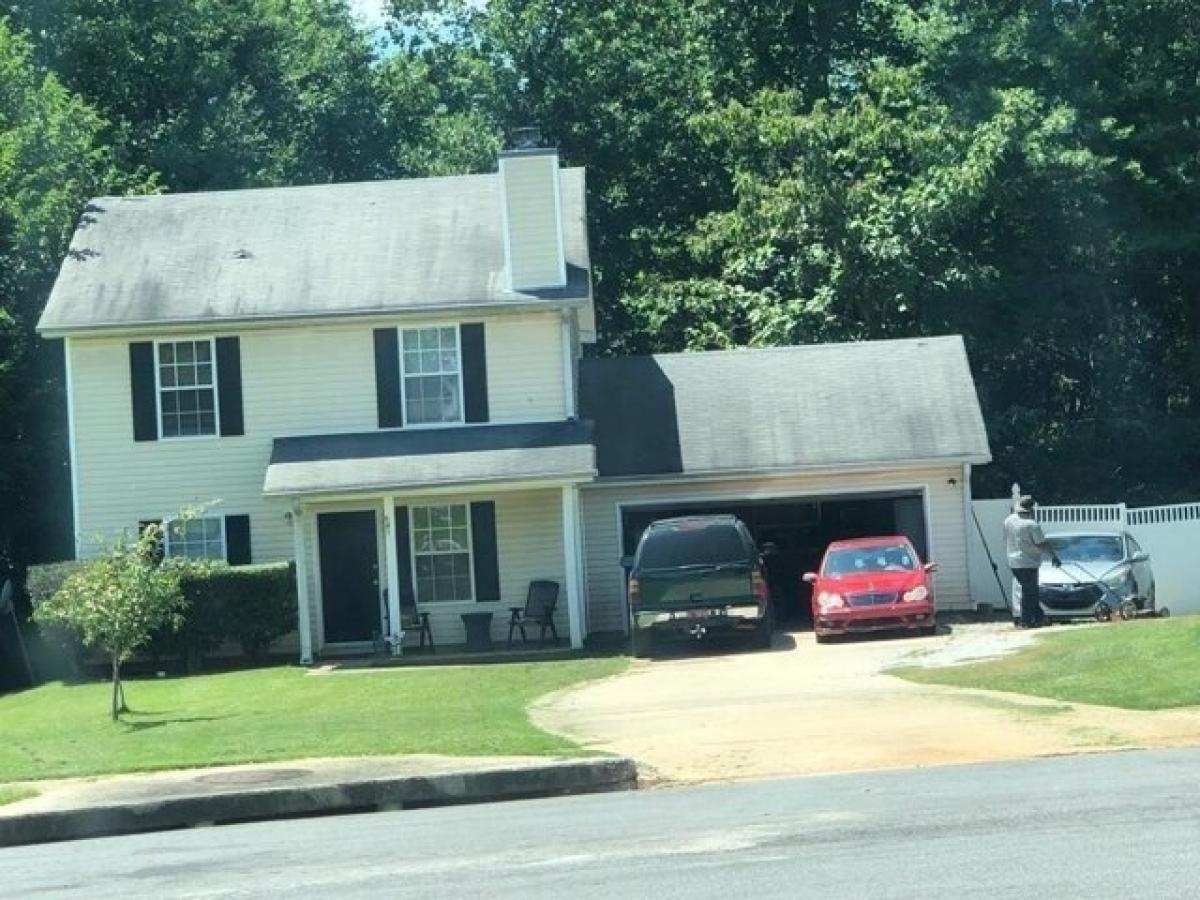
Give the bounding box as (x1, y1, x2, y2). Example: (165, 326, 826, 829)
(318, 510, 379, 643)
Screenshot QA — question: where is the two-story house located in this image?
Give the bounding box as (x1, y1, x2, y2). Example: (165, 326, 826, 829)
(37, 142, 992, 663)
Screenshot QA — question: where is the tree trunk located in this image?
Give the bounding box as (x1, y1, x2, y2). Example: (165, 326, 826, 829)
(111, 656, 120, 721)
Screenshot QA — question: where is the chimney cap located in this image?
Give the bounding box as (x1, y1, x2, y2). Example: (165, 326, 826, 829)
(510, 126, 543, 150)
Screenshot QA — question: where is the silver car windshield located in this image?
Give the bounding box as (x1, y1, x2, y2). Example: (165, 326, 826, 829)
(1048, 535, 1123, 564)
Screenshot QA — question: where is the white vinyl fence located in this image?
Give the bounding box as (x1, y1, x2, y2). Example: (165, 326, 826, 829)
(968, 500, 1200, 616)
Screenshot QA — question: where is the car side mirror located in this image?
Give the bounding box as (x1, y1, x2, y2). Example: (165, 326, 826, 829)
(620, 555, 634, 571)
(1131, 551, 1149, 564)
(759, 542, 779, 558)
(923, 562, 939, 573)
(802, 572, 818, 584)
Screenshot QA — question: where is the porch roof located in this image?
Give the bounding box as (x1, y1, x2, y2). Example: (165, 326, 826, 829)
(263, 420, 596, 497)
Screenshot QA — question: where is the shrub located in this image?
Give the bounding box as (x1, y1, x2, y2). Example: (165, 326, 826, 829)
(24, 560, 89, 679)
(204, 562, 297, 662)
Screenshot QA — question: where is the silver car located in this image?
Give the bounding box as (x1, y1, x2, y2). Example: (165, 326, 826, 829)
(1013, 531, 1155, 621)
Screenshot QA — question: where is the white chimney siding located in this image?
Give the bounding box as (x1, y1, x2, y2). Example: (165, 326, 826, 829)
(499, 150, 567, 292)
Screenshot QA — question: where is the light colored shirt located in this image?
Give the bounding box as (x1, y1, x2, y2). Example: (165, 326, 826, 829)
(1004, 513, 1048, 569)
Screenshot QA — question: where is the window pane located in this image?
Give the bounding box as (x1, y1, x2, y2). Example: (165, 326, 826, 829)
(178, 366, 196, 387)
(403, 350, 421, 375)
(160, 367, 176, 387)
(196, 341, 211, 362)
(422, 350, 440, 373)
(418, 328, 436, 351)
(413, 507, 429, 530)
(439, 327, 456, 348)
(440, 350, 458, 371)
(177, 343, 194, 364)
(197, 363, 212, 385)
(402, 329, 419, 350)
(450, 506, 467, 527)
(162, 393, 179, 413)
(205, 518, 222, 540)
(159, 344, 175, 364)
(431, 506, 450, 528)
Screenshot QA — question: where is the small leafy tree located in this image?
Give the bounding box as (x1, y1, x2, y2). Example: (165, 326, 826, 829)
(34, 524, 184, 720)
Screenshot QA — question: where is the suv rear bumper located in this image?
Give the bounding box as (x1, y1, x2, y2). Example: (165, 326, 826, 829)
(633, 604, 766, 639)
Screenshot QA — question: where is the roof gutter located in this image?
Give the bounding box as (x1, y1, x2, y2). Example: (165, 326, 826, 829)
(37, 295, 591, 339)
(585, 456, 994, 489)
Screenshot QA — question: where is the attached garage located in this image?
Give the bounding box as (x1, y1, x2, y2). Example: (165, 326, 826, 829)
(577, 336, 992, 636)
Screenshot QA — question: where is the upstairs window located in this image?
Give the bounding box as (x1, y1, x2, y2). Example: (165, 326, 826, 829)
(157, 339, 217, 438)
(400, 327, 462, 426)
(166, 517, 225, 560)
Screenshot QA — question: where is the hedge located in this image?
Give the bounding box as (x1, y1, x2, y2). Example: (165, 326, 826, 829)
(24, 560, 90, 680)
(26, 559, 297, 674)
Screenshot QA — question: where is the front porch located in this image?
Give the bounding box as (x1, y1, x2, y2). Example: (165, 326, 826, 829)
(283, 483, 589, 663)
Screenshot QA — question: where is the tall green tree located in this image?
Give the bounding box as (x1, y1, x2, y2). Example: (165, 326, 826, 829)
(0, 17, 134, 580)
(6, 0, 391, 190)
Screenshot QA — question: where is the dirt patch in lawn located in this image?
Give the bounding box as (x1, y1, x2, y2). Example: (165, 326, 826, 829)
(533, 624, 1200, 784)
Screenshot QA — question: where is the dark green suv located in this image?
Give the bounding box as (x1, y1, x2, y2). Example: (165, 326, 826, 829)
(624, 515, 774, 657)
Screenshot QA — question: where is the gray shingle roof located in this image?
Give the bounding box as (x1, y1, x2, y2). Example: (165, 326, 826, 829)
(38, 169, 590, 335)
(579, 336, 991, 479)
(263, 420, 595, 496)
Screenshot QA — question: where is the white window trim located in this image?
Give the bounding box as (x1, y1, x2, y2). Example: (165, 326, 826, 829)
(164, 515, 227, 562)
(407, 503, 477, 605)
(396, 325, 466, 430)
(154, 337, 221, 441)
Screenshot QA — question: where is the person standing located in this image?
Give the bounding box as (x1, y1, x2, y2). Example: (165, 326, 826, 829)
(1004, 496, 1061, 628)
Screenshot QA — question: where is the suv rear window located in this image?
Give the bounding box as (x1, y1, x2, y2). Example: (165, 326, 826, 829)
(637, 520, 749, 570)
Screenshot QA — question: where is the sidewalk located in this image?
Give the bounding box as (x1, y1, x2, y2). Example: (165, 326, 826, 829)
(0, 754, 638, 847)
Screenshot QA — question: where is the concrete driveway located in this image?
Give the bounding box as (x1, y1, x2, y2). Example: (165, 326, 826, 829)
(534, 624, 1200, 784)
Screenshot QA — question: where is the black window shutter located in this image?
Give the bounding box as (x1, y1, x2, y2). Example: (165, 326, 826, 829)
(374, 328, 403, 428)
(224, 514, 252, 565)
(393, 506, 416, 607)
(138, 519, 164, 563)
(215, 337, 244, 436)
(129, 342, 158, 442)
(469, 501, 500, 602)
(460, 323, 489, 423)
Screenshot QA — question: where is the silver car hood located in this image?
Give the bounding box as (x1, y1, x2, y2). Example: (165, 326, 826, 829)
(1040, 561, 1126, 585)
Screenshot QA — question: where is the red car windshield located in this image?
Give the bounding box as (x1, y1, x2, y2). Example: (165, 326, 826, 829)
(823, 544, 917, 576)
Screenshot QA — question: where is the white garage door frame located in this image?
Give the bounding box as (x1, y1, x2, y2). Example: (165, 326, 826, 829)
(613, 480, 935, 630)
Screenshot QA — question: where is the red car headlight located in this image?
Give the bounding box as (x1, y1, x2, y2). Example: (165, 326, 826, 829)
(902, 585, 929, 603)
(817, 591, 845, 611)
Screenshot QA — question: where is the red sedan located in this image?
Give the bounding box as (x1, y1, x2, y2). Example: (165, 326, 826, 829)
(803, 536, 938, 642)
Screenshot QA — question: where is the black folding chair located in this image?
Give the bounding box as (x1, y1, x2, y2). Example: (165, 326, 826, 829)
(507, 580, 560, 648)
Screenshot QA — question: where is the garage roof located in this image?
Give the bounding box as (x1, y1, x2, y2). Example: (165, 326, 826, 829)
(579, 336, 991, 479)
(37, 169, 590, 335)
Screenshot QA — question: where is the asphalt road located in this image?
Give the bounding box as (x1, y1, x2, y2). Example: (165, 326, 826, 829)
(5, 748, 1200, 899)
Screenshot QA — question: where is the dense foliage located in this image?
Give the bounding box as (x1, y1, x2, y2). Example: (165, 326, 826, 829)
(2, 0, 1200, 598)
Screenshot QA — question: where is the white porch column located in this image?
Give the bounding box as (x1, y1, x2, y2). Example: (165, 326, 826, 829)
(291, 506, 313, 665)
(383, 494, 404, 655)
(561, 485, 586, 649)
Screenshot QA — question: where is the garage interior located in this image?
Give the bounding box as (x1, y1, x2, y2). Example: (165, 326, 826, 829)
(620, 491, 928, 628)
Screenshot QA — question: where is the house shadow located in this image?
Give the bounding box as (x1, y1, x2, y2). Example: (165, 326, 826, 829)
(580, 354, 683, 477)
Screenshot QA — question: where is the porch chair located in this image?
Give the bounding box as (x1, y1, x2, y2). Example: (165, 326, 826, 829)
(507, 580, 560, 649)
(382, 589, 435, 653)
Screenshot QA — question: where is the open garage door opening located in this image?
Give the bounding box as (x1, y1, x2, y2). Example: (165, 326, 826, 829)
(620, 491, 928, 629)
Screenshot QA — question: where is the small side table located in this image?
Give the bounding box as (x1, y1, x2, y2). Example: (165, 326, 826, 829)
(460, 611, 495, 652)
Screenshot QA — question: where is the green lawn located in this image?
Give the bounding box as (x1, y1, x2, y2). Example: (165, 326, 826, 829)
(897, 618, 1200, 710)
(0, 785, 37, 807)
(0, 658, 626, 782)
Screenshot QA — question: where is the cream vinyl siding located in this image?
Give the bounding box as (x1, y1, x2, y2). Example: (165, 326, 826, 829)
(580, 465, 972, 635)
(68, 310, 568, 562)
(500, 155, 565, 290)
(301, 489, 568, 651)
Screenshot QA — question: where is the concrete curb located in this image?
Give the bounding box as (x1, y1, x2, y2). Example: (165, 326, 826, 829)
(0, 757, 638, 848)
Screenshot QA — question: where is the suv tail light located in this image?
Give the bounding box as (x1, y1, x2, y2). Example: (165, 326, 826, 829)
(628, 576, 640, 610)
(752, 568, 769, 602)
